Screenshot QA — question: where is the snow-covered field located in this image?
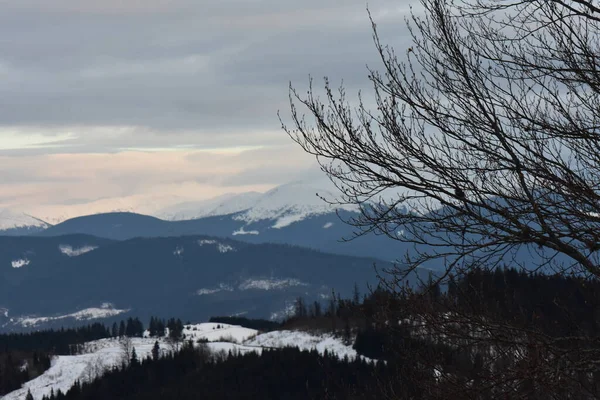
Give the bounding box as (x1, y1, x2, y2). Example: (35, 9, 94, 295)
(1, 338, 160, 400)
(1, 323, 367, 400)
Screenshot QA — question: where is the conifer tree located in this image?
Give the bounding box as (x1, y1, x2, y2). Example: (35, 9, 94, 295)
(130, 347, 139, 367)
(152, 341, 160, 361)
(111, 322, 118, 338)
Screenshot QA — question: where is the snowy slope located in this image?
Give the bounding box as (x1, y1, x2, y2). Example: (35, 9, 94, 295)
(0, 208, 48, 231)
(2, 323, 370, 400)
(1, 337, 161, 400)
(158, 181, 358, 228)
(245, 330, 368, 361)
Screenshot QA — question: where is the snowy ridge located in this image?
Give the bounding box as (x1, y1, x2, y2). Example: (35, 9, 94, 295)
(9, 303, 129, 328)
(59, 245, 98, 257)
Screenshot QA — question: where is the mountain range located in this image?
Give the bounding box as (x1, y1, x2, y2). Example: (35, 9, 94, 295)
(1, 181, 407, 262)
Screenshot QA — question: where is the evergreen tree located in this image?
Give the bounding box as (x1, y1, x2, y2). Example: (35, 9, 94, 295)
(111, 322, 118, 338)
(118, 321, 126, 337)
(25, 389, 34, 400)
(130, 347, 139, 367)
(152, 341, 160, 361)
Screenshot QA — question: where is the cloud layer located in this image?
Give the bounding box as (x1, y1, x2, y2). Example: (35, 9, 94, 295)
(0, 0, 412, 218)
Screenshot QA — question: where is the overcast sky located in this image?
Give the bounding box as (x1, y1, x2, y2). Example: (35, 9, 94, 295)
(0, 0, 412, 219)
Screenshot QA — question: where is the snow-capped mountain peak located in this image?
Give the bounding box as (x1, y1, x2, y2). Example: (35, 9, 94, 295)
(157, 181, 358, 228)
(0, 208, 49, 231)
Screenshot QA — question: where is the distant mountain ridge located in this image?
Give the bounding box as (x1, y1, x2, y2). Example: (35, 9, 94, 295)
(37, 210, 407, 263)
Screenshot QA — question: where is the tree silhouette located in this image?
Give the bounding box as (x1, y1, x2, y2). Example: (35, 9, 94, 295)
(283, 0, 600, 396)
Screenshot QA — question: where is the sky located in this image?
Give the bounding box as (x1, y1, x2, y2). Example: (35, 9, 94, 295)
(0, 0, 412, 221)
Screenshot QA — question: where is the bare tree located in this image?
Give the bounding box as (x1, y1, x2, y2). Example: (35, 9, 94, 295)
(284, 0, 600, 280)
(283, 0, 600, 397)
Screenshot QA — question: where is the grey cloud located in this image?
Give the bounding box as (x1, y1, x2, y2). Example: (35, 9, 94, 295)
(0, 0, 411, 144)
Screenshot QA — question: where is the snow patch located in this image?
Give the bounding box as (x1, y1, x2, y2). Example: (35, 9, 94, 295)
(197, 239, 235, 253)
(323, 222, 334, 229)
(11, 258, 30, 268)
(232, 227, 259, 236)
(13, 304, 128, 328)
(238, 278, 308, 291)
(59, 245, 98, 257)
(196, 283, 234, 296)
(173, 246, 184, 256)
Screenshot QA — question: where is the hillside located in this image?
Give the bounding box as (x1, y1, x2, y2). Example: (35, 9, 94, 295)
(0, 235, 416, 332)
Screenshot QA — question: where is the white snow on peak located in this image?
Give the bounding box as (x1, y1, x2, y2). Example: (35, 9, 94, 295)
(59, 245, 98, 257)
(0, 208, 48, 231)
(156, 180, 357, 228)
(11, 303, 128, 328)
(11, 258, 30, 268)
(233, 181, 357, 228)
(238, 278, 308, 291)
(232, 227, 259, 236)
(196, 283, 234, 296)
(197, 239, 235, 253)
(323, 222, 334, 229)
(0, 308, 8, 318)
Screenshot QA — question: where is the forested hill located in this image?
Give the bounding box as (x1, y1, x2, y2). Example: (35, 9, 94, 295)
(0, 234, 424, 332)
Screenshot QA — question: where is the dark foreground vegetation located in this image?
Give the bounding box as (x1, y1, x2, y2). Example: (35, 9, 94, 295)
(1, 267, 595, 399)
